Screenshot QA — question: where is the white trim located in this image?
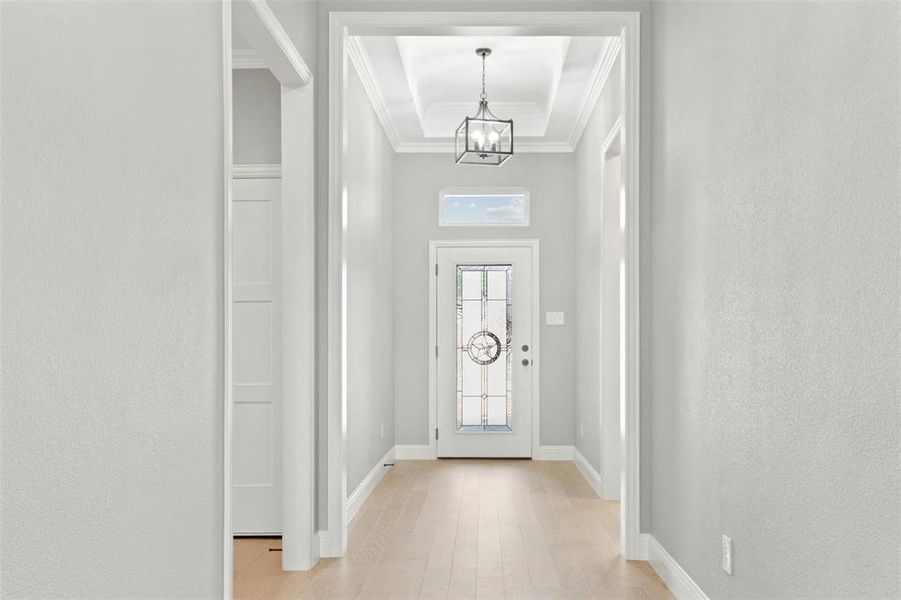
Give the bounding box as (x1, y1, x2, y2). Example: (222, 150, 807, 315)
(568, 36, 622, 150)
(221, 2, 234, 598)
(345, 35, 402, 151)
(640, 533, 650, 560)
(232, 48, 268, 70)
(279, 82, 318, 571)
(602, 115, 624, 157)
(428, 239, 541, 460)
(232, 163, 282, 179)
(596, 115, 624, 506)
(620, 12, 642, 561)
(337, 11, 630, 36)
(246, 0, 311, 85)
(328, 11, 642, 562)
(394, 444, 436, 460)
(345, 447, 395, 524)
(324, 12, 348, 560)
(648, 536, 709, 600)
(317, 530, 333, 557)
(438, 187, 530, 227)
(533, 445, 574, 461)
(573, 447, 603, 497)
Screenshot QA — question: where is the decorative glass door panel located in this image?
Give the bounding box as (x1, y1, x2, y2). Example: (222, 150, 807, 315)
(456, 265, 512, 432)
(435, 244, 534, 458)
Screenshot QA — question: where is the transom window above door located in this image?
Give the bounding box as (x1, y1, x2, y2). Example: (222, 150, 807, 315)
(439, 188, 529, 226)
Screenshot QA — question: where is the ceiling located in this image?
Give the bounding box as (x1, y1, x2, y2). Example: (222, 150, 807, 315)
(351, 35, 617, 153)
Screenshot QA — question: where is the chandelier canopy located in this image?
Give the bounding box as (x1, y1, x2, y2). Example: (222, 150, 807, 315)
(455, 48, 514, 166)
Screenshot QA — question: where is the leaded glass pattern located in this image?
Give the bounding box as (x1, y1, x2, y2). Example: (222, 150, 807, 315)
(456, 264, 513, 432)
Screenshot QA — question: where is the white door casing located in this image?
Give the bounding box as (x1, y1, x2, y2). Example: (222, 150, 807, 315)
(601, 149, 623, 500)
(232, 177, 282, 535)
(435, 244, 535, 458)
(329, 11, 641, 561)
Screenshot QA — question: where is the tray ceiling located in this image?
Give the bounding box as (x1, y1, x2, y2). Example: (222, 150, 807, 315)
(350, 35, 618, 153)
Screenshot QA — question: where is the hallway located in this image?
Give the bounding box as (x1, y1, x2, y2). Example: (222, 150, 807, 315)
(234, 460, 670, 599)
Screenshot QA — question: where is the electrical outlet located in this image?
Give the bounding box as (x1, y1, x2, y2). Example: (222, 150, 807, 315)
(722, 535, 733, 575)
(380, 422, 385, 441)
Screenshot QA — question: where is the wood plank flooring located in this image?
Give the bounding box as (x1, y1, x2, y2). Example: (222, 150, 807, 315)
(234, 459, 672, 599)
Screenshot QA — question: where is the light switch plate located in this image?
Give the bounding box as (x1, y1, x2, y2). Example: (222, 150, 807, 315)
(545, 312, 565, 326)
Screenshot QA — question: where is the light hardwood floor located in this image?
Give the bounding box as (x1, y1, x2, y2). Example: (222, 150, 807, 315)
(234, 459, 672, 599)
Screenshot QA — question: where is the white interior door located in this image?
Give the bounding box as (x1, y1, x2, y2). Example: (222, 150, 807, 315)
(436, 245, 534, 457)
(232, 177, 282, 534)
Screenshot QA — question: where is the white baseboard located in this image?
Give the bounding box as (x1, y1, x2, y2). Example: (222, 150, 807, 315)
(534, 445, 574, 460)
(394, 444, 436, 459)
(346, 446, 395, 524)
(394, 444, 576, 461)
(319, 446, 396, 558)
(648, 535, 708, 599)
(572, 446, 603, 497)
(639, 533, 650, 560)
(318, 529, 340, 558)
(570, 450, 650, 566)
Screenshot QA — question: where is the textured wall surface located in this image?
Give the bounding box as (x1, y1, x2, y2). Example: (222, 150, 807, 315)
(574, 53, 623, 476)
(0, 2, 224, 597)
(392, 154, 577, 447)
(345, 63, 396, 492)
(650, 2, 901, 597)
(233, 69, 281, 165)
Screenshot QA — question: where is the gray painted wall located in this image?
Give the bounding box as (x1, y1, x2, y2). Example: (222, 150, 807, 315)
(0, 2, 224, 597)
(393, 154, 576, 447)
(650, 2, 900, 597)
(573, 53, 623, 476)
(233, 69, 281, 165)
(345, 62, 397, 492)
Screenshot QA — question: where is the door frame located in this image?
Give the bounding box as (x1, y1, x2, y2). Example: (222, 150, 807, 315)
(429, 240, 541, 459)
(599, 115, 624, 502)
(327, 10, 642, 560)
(223, 0, 317, 594)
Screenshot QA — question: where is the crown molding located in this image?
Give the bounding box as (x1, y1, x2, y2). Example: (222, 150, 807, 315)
(567, 35, 622, 150)
(232, 49, 268, 70)
(346, 36, 402, 151)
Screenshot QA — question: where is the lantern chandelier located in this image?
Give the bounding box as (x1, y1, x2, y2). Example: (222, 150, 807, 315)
(455, 48, 514, 166)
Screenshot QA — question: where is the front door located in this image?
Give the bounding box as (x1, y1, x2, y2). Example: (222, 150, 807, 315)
(435, 245, 534, 457)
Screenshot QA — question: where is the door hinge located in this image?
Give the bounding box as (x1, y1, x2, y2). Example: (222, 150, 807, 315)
(435, 345, 439, 358)
(434, 263, 438, 276)
(435, 428, 439, 440)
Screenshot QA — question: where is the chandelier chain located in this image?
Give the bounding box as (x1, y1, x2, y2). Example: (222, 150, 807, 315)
(480, 52, 487, 101)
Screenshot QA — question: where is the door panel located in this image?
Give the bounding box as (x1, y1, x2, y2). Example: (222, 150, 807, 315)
(436, 246, 534, 457)
(232, 178, 282, 535)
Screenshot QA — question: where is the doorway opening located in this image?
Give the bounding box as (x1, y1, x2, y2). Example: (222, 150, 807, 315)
(326, 10, 643, 563)
(223, 0, 316, 595)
